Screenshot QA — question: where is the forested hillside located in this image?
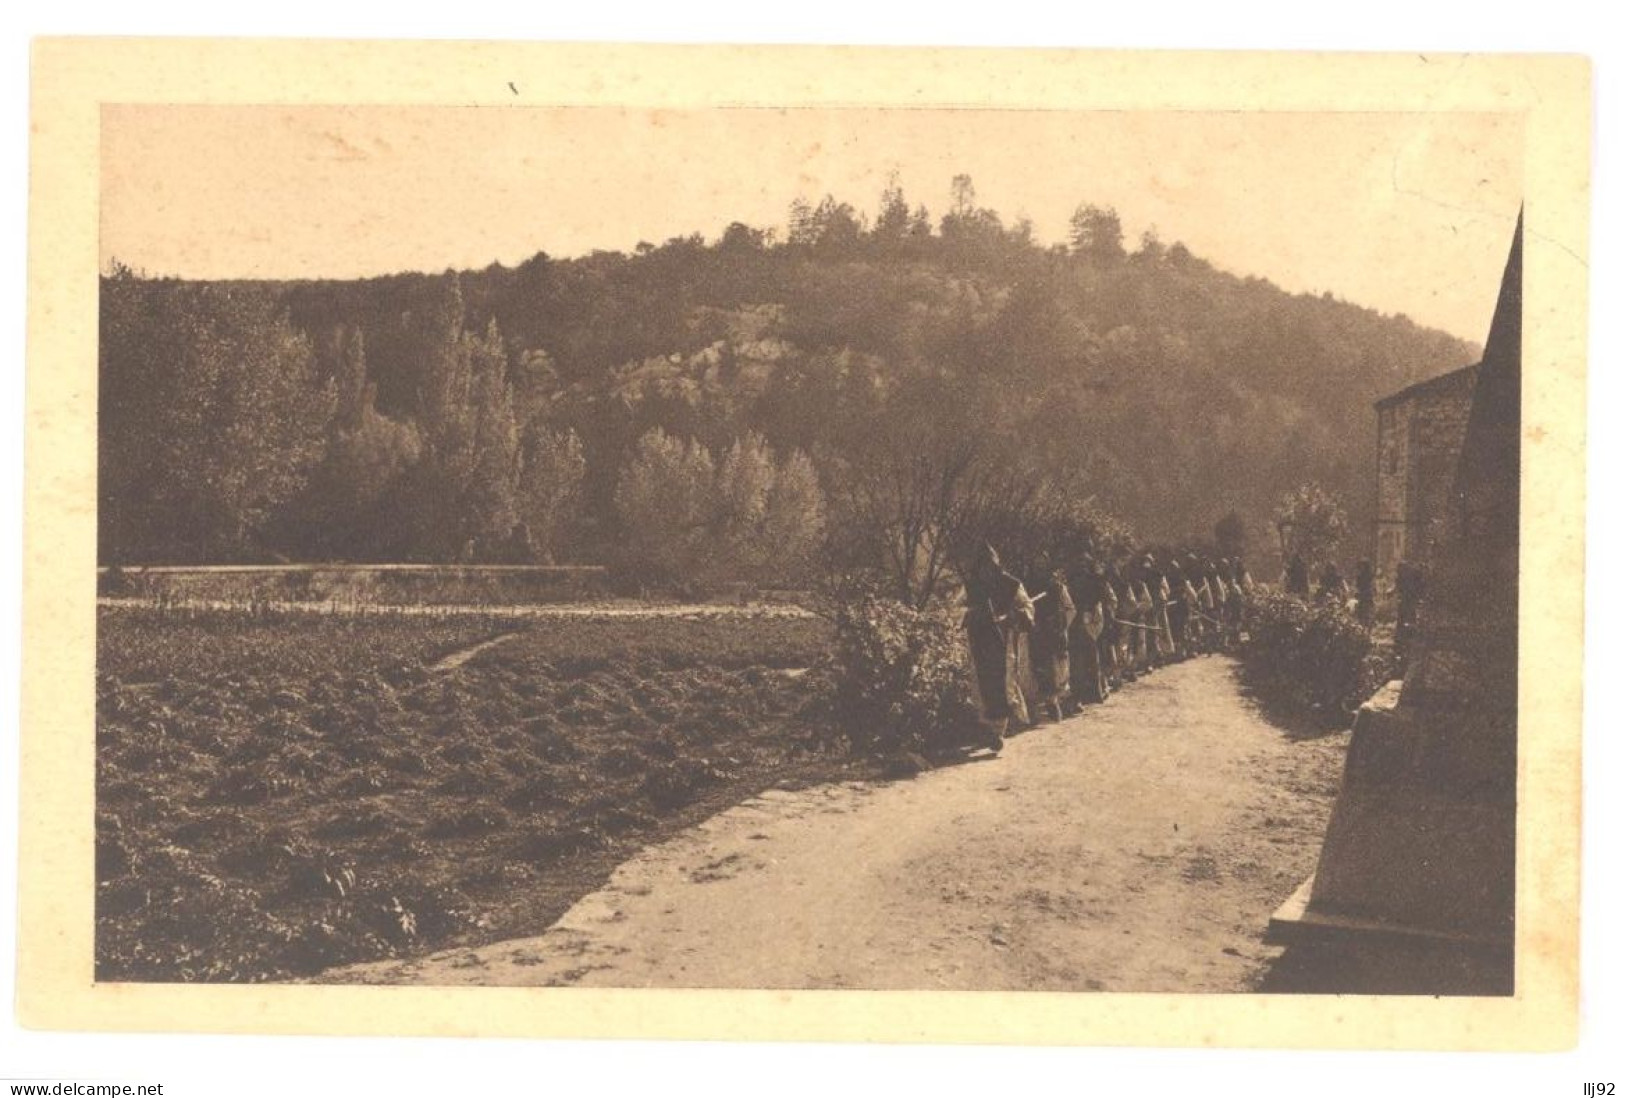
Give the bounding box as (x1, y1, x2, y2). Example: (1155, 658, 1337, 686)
(100, 178, 1478, 588)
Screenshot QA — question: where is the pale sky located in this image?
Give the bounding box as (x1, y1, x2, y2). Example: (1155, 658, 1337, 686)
(101, 105, 1524, 342)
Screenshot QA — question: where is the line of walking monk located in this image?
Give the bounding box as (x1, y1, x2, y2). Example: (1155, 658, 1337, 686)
(961, 544, 1255, 753)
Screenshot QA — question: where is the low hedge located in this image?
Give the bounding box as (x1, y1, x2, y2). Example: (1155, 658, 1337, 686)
(1242, 588, 1395, 714)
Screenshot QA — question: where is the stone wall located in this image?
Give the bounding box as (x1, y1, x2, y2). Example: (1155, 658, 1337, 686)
(1373, 365, 1479, 599)
(97, 563, 610, 606)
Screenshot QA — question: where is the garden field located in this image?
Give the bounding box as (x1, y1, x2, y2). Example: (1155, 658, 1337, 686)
(95, 605, 843, 982)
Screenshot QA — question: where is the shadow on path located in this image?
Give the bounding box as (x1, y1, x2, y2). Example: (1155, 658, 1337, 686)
(1259, 938, 1514, 996)
(1228, 662, 1358, 743)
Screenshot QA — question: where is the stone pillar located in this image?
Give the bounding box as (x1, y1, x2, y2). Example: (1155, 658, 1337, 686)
(1271, 214, 1521, 953)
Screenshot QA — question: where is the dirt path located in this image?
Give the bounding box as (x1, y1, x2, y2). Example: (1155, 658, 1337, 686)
(329, 657, 1349, 992)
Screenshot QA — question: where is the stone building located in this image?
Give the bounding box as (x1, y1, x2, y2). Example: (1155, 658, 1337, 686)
(1372, 363, 1480, 596)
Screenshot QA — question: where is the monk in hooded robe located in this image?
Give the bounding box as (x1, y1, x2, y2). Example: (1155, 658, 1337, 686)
(1131, 560, 1156, 675)
(1205, 559, 1231, 651)
(1143, 554, 1175, 665)
(1127, 561, 1154, 673)
(962, 544, 1035, 749)
(1192, 554, 1217, 654)
(1098, 563, 1122, 692)
(1232, 556, 1255, 642)
(1165, 557, 1192, 661)
(1107, 561, 1137, 681)
(1223, 558, 1247, 644)
(1030, 567, 1077, 722)
(1068, 557, 1109, 706)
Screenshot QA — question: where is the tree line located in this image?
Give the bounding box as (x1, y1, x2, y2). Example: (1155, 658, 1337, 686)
(99, 175, 1478, 599)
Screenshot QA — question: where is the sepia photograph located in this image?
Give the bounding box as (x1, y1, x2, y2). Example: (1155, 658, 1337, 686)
(17, 39, 1591, 1055)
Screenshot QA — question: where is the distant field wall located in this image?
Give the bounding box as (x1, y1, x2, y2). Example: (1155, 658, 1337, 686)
(97, 564, 610, 605)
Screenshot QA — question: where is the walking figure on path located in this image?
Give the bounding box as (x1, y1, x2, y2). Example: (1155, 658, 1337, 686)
(1193, 555, 1219, 654)
(1222, 557, 1248, 646)
(1165, 555, 1193, 661)
(962, 544, 1035, 752)
(1205, 557, 1231, 651)
(1068, 555, 1110, 707)
(1099, 561, 1122, 693)
(1031, 566, 1077, 723)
